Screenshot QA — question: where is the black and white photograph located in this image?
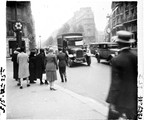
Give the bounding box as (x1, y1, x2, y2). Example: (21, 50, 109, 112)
(0, 0, 144, 119)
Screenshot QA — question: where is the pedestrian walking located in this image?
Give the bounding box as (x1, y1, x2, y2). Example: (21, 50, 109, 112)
(11, 47, 21, 85)
(36, 49, 45, 85)
(17, 47, 30, 89)
(106, 30, 137, 120)
(29, 50, 36, 84)
(57, 48, 67, 82)
(45, 47, 58, 90)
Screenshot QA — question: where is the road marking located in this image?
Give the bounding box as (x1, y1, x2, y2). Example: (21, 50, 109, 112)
(55, 84, 108, 117)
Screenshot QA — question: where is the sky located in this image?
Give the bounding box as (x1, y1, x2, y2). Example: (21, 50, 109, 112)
(31, 0, 112, 42)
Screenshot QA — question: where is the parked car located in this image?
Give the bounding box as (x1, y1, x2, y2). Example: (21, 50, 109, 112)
(95, 42, 119, 64)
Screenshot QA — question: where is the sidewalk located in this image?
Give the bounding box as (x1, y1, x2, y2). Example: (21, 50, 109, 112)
(6, 58, 108, 120)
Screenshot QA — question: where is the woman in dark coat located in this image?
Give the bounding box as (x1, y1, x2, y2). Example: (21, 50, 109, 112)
(11, 47, 20, 81)
(45, 47, 58, 90)
(36, 49, 45, 85)
(29, 51, 36, 83)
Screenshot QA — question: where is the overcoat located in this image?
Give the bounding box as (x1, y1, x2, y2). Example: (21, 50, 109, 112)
(45, 53, 58, 82)
(45, 53, 58, 71)
(11, 51, 19, 80)
(17, 52, 29, 78)
(106, 48, 137, 110)
(29, 54, 36, 81)
(35, 53, 45, 79)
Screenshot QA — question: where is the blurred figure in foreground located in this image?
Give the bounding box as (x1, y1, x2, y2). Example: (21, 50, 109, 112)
(57, 48, 67, 82)
(106, 30, 137, 120)
(45, 47, 58, 90)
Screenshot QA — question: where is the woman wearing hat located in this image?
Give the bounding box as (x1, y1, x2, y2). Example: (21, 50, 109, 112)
(45, 47, 58, 90)
(106, 30, 137, 119)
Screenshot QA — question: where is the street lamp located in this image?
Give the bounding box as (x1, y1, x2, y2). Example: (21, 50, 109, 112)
(39, 35, 41, 53)
(13, 21, 23, 48)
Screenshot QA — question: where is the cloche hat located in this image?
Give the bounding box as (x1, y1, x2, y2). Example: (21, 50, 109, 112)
(49, 47, 54, 52)
(115, 30, 135, 43)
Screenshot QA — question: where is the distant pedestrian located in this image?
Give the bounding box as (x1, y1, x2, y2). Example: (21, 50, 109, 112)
(29, 50, 36, 84)
(57, 48, 67, 82)
(106, 30, 137, 119)
(11, 47, 21, 85)
(45, 47, 58, 90)
(17, 47, 30, 89)
(36, 49, 45, 85)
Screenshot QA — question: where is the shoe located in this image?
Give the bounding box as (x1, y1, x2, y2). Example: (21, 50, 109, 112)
(50, 88, 56, 91)
(27, 84, 30, 87)
(61, 81, 64, 82)
(17, 83, 20, 86)
(20, 86, 23, 89)
(45, 80, 49, 85)
(40, 82, 44, 85)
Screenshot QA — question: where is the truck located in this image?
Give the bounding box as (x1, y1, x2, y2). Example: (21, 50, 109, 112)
(57, 33, 91, 67)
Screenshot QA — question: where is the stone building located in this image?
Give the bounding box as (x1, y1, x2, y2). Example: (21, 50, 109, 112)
(105, 1, 137, 44)
(6, 1, 36, 57)
(67, 7, 97, 45)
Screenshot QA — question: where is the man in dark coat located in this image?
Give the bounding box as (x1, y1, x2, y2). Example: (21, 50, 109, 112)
(29, 51, 36, 83)
(11, 47, 21, 85)
(35, 49, 45, 85)
(106, 30, 137, 119)
(57, 48, 67, 82)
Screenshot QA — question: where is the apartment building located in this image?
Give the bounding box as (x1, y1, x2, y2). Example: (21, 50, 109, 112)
(67, 7, 97, 45)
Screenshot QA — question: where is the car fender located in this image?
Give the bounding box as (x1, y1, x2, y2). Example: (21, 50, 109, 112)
(68, 54, 74, 58)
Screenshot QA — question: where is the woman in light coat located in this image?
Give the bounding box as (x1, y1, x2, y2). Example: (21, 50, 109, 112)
(45, 47, 58, 90)
(17, 47, 30, 89)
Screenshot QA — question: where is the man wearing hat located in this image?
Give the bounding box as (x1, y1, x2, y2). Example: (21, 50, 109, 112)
(106, 30, 137, 119)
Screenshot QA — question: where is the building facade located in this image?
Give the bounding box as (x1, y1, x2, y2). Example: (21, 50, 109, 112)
(105, 1, 137, 44)
(6, 1, 36, 57)
(67, 7, 97, 45)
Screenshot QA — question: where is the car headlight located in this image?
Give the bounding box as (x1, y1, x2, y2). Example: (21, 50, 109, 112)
(73, 53, 76, 57)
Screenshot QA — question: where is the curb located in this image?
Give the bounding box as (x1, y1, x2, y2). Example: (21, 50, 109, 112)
(55, 84, 108, 117)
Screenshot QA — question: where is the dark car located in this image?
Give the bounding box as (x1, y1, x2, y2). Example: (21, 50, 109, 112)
(95, 42, 119, 64)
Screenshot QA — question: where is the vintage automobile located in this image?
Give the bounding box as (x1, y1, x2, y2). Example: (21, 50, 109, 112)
(57, 33, 91, 67)
(95, 42, 120, 64)
(89, 43, 99, 55)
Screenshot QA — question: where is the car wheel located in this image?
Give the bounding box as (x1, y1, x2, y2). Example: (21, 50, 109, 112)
(109, 57, 113, 65)
(97, 56, 100, 63)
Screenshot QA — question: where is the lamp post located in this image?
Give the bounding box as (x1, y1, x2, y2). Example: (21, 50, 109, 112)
(13, 2, 23, 48)
(39, 35, 41, 49)
(13, 21, 23, 48)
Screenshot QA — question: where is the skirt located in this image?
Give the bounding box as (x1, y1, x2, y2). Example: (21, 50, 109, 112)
(46, 71, 57, 82)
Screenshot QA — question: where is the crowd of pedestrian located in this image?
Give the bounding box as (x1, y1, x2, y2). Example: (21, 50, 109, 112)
(11, 30, 137, 119)
(12, 46, 67, 90)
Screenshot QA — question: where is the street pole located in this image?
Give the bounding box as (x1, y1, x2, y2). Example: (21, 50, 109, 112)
(14, 2, 23, 48)
(39, 35, 41, 49)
